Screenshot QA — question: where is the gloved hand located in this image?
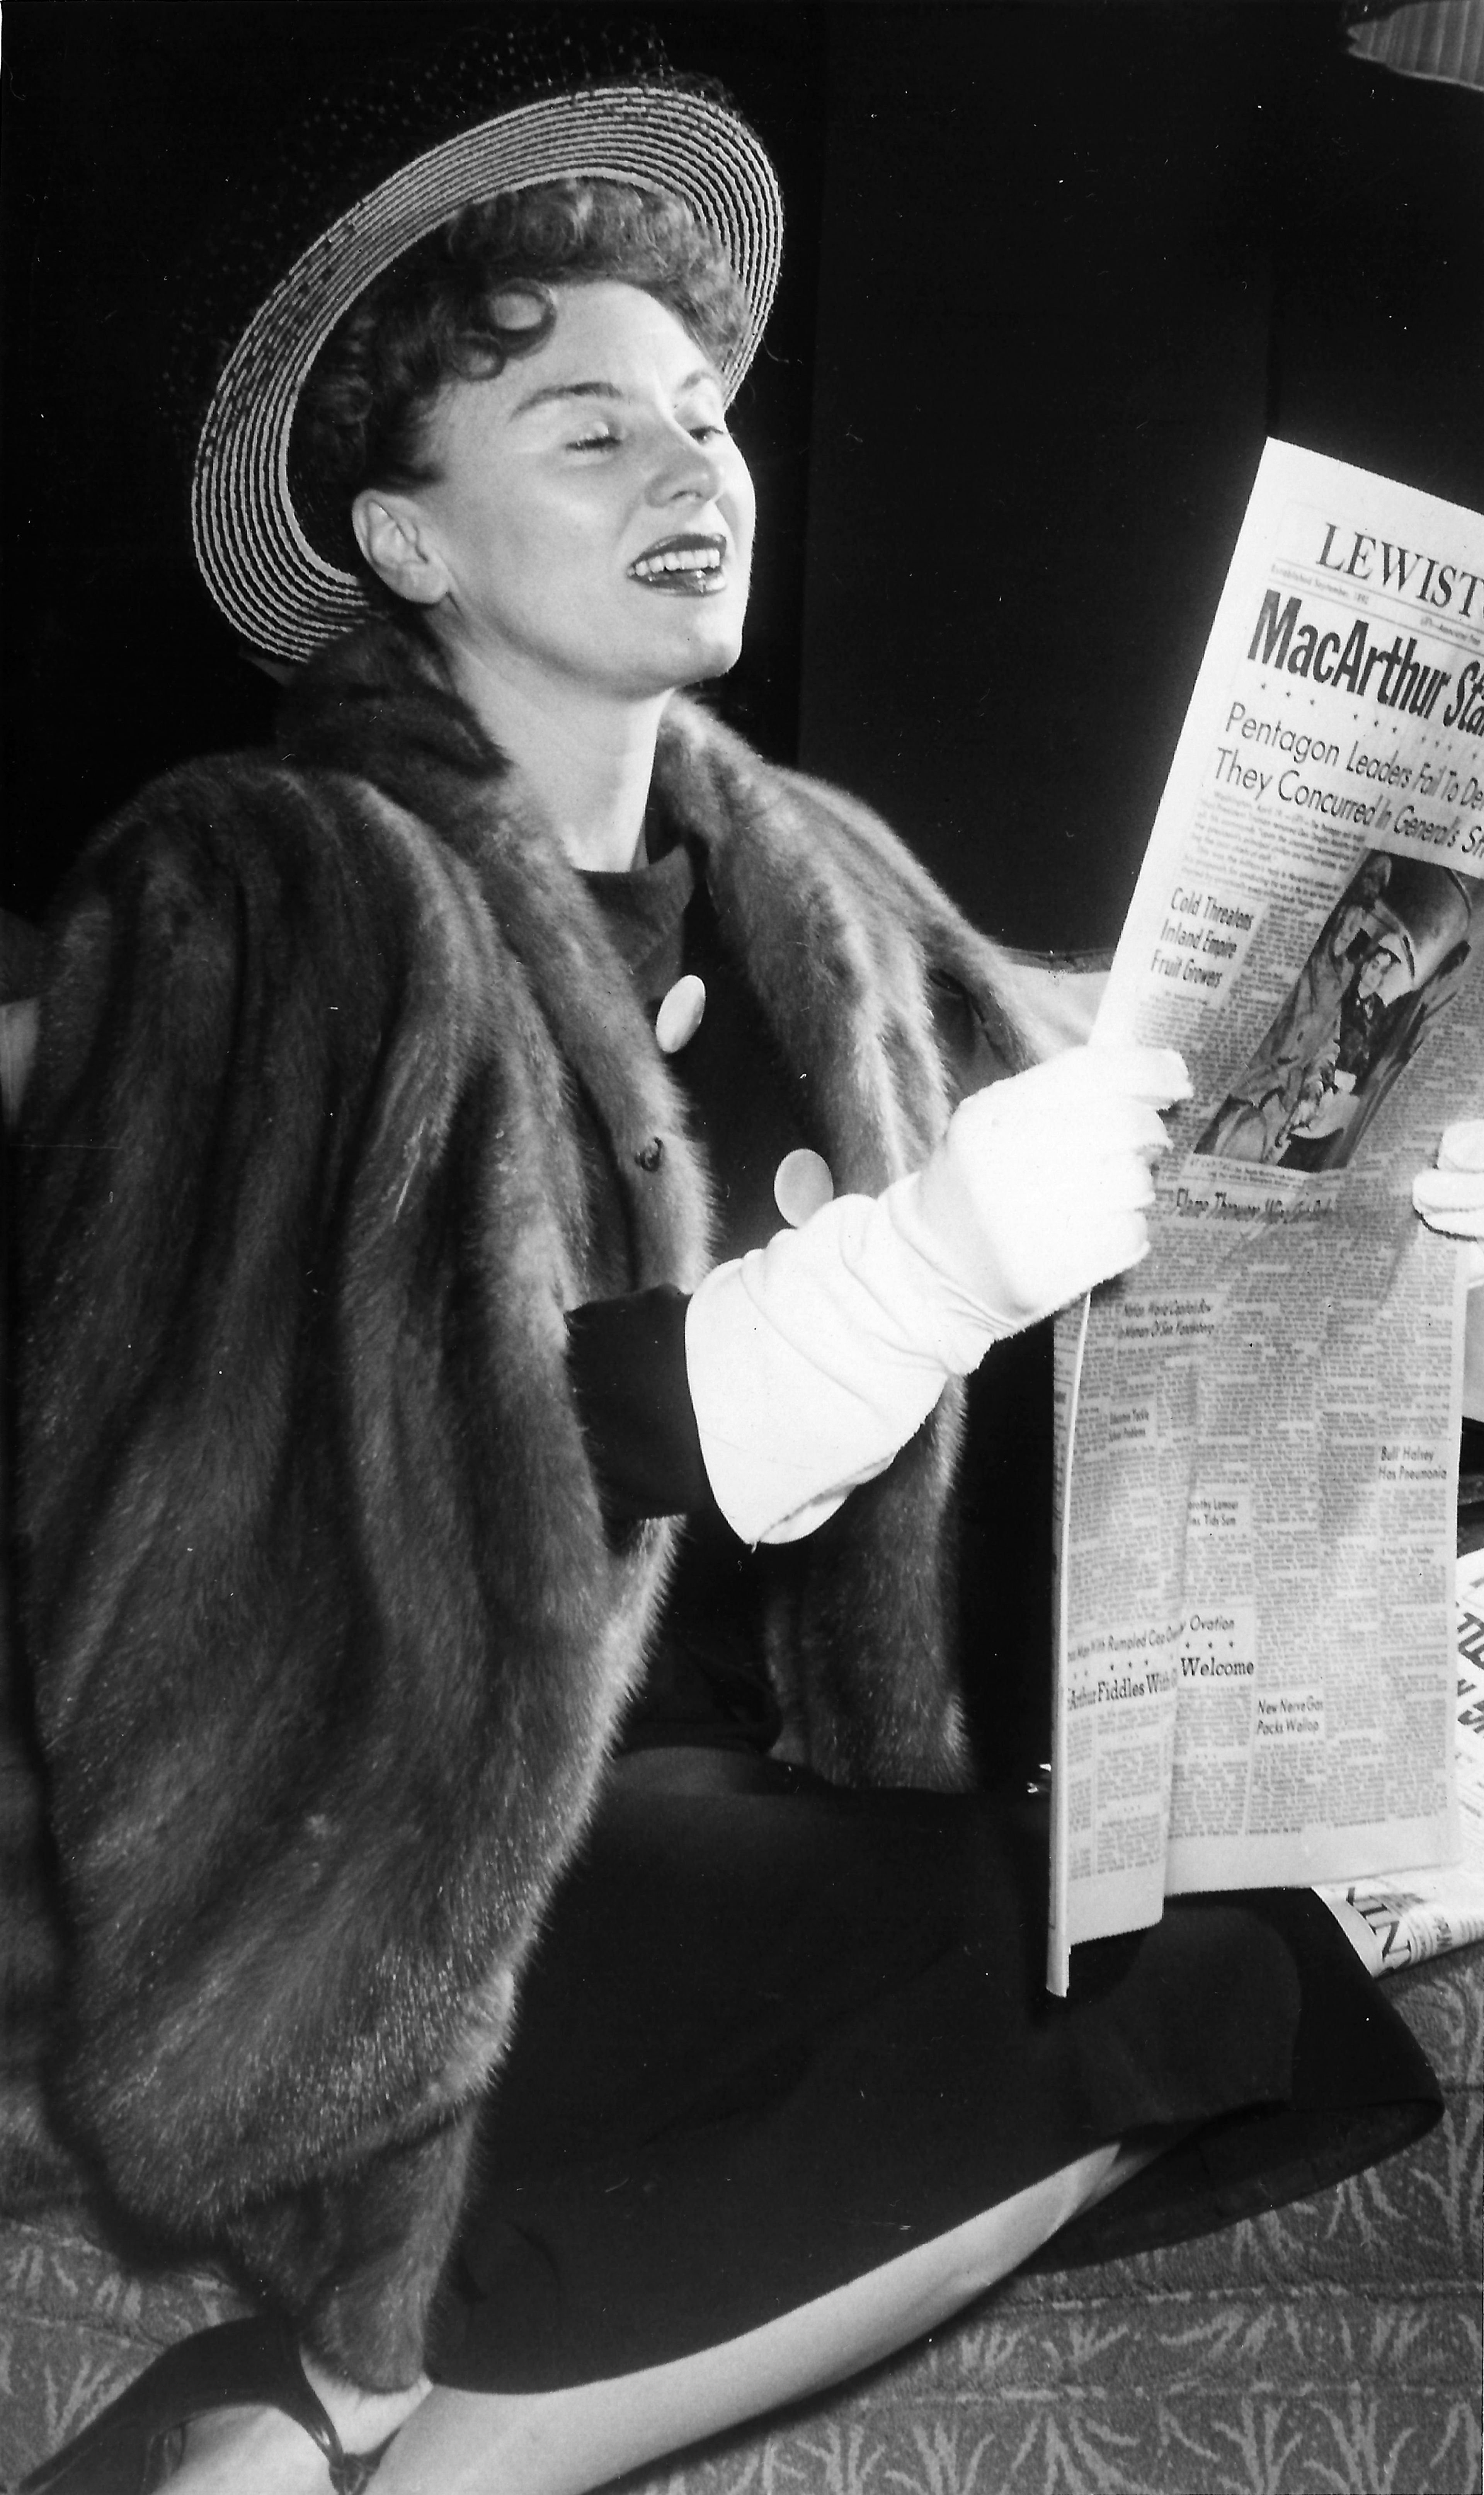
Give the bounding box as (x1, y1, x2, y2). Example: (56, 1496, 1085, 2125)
(686, 1044, 1190, 1545)
(887, 1044, 1187, 1354)
(1413, 1118, 1484, 1258)
(1413, 1118, 1484, 1423)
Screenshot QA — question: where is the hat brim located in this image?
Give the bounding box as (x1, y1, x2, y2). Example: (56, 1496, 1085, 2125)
(191, 85, 783, 662)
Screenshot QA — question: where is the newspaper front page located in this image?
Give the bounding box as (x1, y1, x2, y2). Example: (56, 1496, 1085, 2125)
(1049, 441, 1484, 1992)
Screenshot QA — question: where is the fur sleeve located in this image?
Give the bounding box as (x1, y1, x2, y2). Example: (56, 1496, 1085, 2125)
(14, 758, 666, 2269)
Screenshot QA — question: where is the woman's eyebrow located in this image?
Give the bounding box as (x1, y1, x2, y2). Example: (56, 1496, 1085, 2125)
(511, 368, 719, 417)
(512, 379, 622, 416)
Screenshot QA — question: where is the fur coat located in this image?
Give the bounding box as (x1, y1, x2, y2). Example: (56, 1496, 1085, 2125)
(9, 620, 1083, 2384)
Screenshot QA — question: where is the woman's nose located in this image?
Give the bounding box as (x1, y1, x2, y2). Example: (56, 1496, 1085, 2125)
(647, 427, 723, 506)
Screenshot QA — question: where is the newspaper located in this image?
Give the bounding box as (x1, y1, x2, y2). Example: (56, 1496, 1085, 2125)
(1316, 1542, 1484, 1976)
(1049, 440, 1484, 1993)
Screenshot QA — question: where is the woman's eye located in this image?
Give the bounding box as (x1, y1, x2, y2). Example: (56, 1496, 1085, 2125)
(688, 420, 728, 443)
(570, 429, 620, 453)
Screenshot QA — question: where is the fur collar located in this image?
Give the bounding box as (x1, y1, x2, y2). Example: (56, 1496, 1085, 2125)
(276, 620, 1035, 1216)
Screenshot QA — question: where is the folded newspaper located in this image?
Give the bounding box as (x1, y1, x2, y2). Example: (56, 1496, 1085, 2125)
(1050, 439, 1484, 1993)
(1314, 1541, 1484, 1978)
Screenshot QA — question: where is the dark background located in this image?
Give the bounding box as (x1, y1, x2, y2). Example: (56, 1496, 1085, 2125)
(5, 3, 1482, 943)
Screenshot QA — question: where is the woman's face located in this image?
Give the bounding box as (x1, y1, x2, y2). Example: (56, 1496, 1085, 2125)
(1358, 945, 1397, 999)
(399, 280, 755, 702)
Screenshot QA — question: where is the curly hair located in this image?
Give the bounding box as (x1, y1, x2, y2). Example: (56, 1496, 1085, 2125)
(290, 178, 750, 579)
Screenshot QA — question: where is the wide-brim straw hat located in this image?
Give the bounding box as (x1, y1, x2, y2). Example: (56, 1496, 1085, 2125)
(188, 26, 783, 664)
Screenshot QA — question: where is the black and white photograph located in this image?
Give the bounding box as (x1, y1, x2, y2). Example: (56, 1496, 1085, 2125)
(3, 10, 1483, 2494)
(1196, 850, 1479, 1170)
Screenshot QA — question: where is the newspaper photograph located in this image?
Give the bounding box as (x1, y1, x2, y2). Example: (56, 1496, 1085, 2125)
(1050, 440, 1484, 1992)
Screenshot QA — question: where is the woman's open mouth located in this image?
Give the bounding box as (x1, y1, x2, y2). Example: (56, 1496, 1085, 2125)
(627, 533, 728, 596)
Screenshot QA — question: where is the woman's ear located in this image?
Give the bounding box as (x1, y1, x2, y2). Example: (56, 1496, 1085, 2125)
(352, 490, 450, 608)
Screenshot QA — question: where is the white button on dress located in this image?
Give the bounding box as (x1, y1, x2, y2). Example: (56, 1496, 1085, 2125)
(655, 975, 706, 1055)
(774, 1148, 835, 1228)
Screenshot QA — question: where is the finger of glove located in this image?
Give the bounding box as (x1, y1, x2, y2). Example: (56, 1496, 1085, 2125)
(1085, 1153, 1161, 1214)
(953, 1078, 1176, 1170)
(949, 1102, 1170, 1205)
(1438, 1117, 1484, 1174)
(1413, 1169, 1484, 1236)
(1416, 1167, 1484, 1211)
(1018, 1043, 1192, 1112)
(963, 1187, 1162, 1327)
(1022, 1041, 1190, 1101)
(1075, 1042, 1191, 1108)
(1082, 1098, 1177, 1163)
(1011, 1093, 1173, 1161)
(1089, 1209, 1154, 1284)
(982, 1142, 1159, 1219)
(1024, 1206, 1153, 1308)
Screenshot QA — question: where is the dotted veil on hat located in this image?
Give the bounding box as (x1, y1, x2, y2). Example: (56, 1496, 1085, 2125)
(185, 20, 783, 664)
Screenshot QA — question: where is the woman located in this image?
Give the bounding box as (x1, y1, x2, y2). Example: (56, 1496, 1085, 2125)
(10, 61, 1457, 2495)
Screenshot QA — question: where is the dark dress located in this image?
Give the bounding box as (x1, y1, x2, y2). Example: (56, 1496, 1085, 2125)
(427, 835, 1440, 2393)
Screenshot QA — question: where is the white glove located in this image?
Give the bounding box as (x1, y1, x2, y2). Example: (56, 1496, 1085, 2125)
(686, 1045, 1190, 1545)
(1413, 1119, 1484, 1422)
(1413, 1118, 1484, 1252)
